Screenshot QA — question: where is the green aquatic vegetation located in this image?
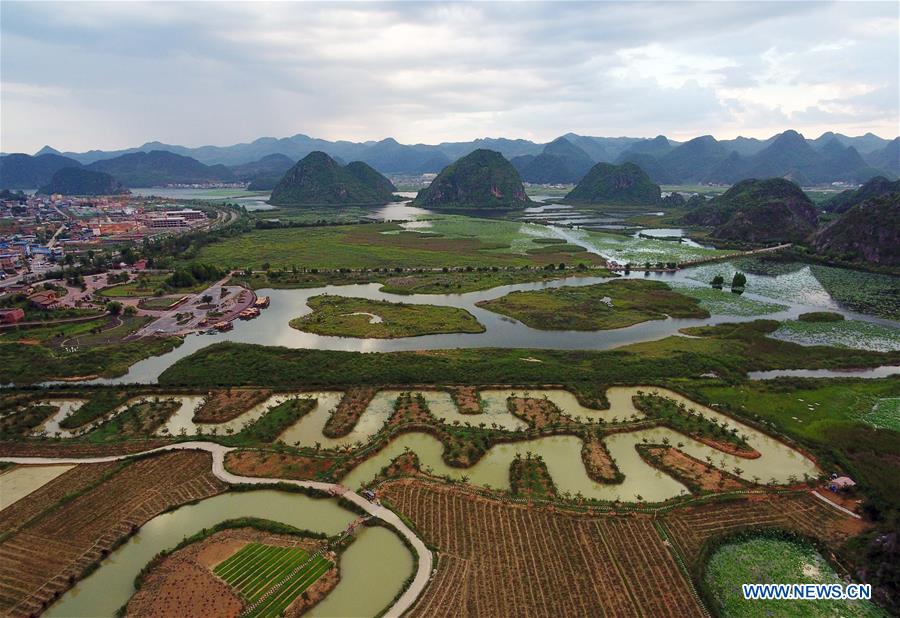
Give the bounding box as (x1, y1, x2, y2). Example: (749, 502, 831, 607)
(771, 319, 900, 353)
(704, 537, 884, 618)
(688, 259, 900, 321)
(867, 398, 900, 432)
(810, 265, 900, 322)
(415, 215, 559, 254)
(572, 229, 732, 265)
(670, 284, 788, 316)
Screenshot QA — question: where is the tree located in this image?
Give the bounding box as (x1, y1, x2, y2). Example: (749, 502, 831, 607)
(123, 305, 137, 316)
(201, 294, 213, 304)
(105, 301, 123, 315)
(731, 272, 747, 291)
(711, 275, 724, 288)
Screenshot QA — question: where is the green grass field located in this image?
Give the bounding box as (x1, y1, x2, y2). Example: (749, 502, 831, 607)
(190, 220, 603, 271)
(477, 279, 708, 330)
(98, 273, 208, 298)
(694, 379, 900, 444)
(214, 542, 333, 618)
(290, 295, 485, 338)
(705, 536, 883, 617)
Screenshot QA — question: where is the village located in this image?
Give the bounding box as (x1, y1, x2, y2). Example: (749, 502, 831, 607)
(0, 191, 219, 287)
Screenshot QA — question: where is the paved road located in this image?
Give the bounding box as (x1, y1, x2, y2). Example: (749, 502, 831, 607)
(0, 442, 433, 618)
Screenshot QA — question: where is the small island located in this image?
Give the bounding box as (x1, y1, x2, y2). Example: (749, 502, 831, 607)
(476, 279, 709, 330)
(290, 295, 485, 338)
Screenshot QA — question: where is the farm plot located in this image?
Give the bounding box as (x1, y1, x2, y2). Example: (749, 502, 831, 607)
(0, 452, 226, 618)
(380, 478, 704, 617)
(214, 543, 333, 618)
(660, 492, 867, 570)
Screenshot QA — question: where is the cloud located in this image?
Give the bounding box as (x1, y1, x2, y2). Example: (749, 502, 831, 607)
(1, 1, 897, 153)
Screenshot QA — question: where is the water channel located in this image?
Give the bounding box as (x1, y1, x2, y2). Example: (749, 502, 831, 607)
(29, 387, 821, 502)
(45, 489, 413, 618)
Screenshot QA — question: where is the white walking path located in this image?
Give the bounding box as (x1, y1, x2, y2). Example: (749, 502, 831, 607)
(0, 442, 432, 618)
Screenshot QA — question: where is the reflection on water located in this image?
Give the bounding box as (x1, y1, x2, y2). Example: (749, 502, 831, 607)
(46, 490, 412, 618)
(748, 365, 900, 380)
(369, 202, 433, 221)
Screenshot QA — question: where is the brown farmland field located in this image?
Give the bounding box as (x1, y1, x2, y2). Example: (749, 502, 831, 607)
(0, 462, 118, 537)
(659, 492, 868, 570)
(380, 479, 705, 617)
(0, 451, 226, 617)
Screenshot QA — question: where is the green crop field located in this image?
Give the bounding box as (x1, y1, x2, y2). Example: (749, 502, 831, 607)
(214, 542, 333, 618)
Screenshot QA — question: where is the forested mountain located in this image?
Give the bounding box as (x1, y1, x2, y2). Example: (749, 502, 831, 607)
(86, 151, 235, 187)
(813, 193, 899, 266)
(269, 152, 396, 206)
(37, 168, 127, 196)
(412, 149, 531, 210)
(230, 154, 296, 191)
(565, 162, 661, 205)
(0, 153, 83, 189)
(682, 178, 818, 243)
(866, 138, 900, 176)
(822, 176, 900, 213)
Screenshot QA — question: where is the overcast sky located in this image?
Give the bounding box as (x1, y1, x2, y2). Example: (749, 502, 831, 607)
(2, 1, 898, 154)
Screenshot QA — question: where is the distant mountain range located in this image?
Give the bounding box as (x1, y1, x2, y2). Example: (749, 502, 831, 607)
(1, 129, 896, 189)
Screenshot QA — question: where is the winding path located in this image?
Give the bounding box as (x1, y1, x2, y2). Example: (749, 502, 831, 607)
(0, 442, 432, 618)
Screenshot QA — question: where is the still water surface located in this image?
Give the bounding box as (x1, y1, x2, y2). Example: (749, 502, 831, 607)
(45, 490, 412, 618)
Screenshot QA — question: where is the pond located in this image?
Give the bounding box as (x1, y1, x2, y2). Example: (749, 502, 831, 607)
(44, 490, 413, 618)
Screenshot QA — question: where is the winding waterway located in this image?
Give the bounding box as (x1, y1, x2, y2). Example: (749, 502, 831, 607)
(88, 264, 896, 385)
(44, 490, 413, 618)
(28, 387, 821, 502)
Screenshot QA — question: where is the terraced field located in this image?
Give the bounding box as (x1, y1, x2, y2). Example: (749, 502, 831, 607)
(214, 542, 334, 618)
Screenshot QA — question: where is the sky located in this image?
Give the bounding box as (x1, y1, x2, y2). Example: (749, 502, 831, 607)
(1, 1, 898, 154)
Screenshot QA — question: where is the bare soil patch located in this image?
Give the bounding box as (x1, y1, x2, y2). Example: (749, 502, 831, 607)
(449, 387, 481, 414)
(322, 387, 377, 438)
(581, 436, 623, 483)
(641, 445, 747, 492)
(224, 450, 336, 481)
(193, 388, 274, 423)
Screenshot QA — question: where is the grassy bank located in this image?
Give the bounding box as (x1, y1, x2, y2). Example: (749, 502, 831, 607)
(289, 295, 485, 338)
(158, 321, 898, 391)
(476, 279, 708, 330)
(0, 336, 181, 384)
